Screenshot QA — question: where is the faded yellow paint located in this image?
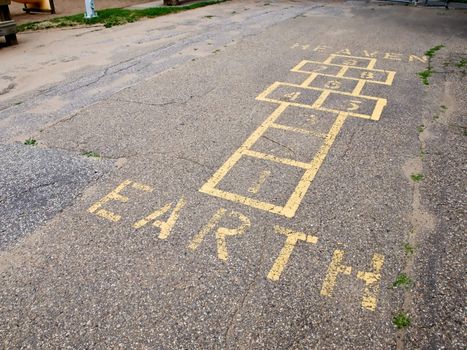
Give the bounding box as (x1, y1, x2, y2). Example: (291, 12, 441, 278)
(133, 197, 186, 239)
(322, 54, 378, 70)
(310, 90, 331, 110)
(267, 226, 318, 281)
(257, 82, 387, 120)
(357, 253, 384, 311)
(199, 113, 347, 218)
(131, 182, 153, 193)
(384, 52, 402, 61)
(313, 44, 331, 52)
(336, 48, 352, 56)
(300, 72, 318, 87)
(200, 187, 286, 216)
(360, 71, 375, 80)
(248, 170, 271, 194)
(308, 114, 317, 125)
(320, 250, 385, 311)
(292, 62, 395, 85)
(336, 66, 348, 77)
(88, 180, 153, 222)
(282, 112, 347, 218)
(284, 91, 302, 101)
(352, 80, 366, 95)
(270, 122, 326, 138)
(188, 208, 250, 261)
(200, 103, 289, 194)
(320, 250, 352, 297)
(346, 100, 362, 111)
(243, 149, 310, 169)
(409, 55, 427, 63)
(199, 54, 395, 217)
(291, 60, 308, 72)
(324, 80, 342, 90)
(363, 50, 378, 58)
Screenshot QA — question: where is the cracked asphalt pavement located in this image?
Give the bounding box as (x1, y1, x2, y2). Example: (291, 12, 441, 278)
(0, 1, 466, 349)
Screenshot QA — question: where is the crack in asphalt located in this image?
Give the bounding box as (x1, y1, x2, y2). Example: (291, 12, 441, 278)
(224, 226, 268, 349)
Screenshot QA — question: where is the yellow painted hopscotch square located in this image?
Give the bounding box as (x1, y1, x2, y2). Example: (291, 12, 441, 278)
(199, 54, 396, 218)
(291, 59, 395, 86)
(200, 103, 348, 218)
(256, 82, 387, 121)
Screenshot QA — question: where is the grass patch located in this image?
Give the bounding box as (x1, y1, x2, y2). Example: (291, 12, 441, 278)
(404, 243, 414, 255)
(81, 151, 100, 158)
(393, 312, 411, 329)
(417, 124, 425, 133)
(440, 105, 447, 110)
(24, 138, 37, 146)
(410, 173, 424, 182)
(17, 0, 225, 31)
(393, 273, 412, 288)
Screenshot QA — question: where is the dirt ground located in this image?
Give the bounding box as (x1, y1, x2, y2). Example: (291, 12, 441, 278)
(10, 0, 154, 23)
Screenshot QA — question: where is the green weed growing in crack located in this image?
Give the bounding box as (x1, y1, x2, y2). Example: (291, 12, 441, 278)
(417, 44, 444, 85)
(410, 173, 424, 182)
(81, 151, 100, 158)
(425, 45, 445, 59)
(393, 273, 412, 289)
(404, 243, 414, 255)
(393, 312, 411, 329)
(418, 69, 433, 85)
(455, 58, 466, 69)
(24, 138, 37, 146)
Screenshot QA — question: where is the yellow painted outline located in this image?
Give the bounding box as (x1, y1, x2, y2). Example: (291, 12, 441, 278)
(291, 60, 396, 85)
(199, 55, 395, 218)
(243, 149, 311, 169)
(323, 54, 377, 69)
(199, 107, 348, 218)
(256, 82, 387, 121)
(270, 122, 326, 138)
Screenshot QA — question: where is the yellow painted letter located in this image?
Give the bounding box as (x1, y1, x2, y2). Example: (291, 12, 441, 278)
(321, 250, 385, 311)
(363, 50, 378, 58)
(88, 180, 153, 222)
(133, 197, 186, 239)
(267, 226, 318, 281)
(313, 45, 330, 52)
(320, 249, 352, 297)
(356, 253, 384, 311)
(188, 208, 250, 261)
(336, 48, 352, 56)
(409, 55, 427, 63)
(384, 53, 402, 61)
